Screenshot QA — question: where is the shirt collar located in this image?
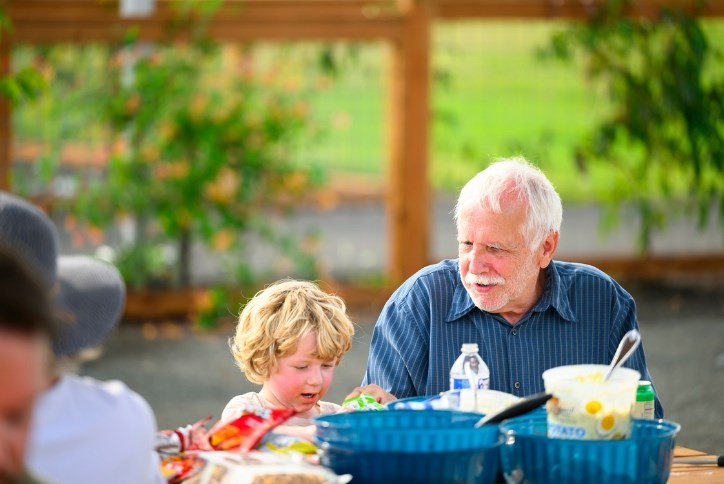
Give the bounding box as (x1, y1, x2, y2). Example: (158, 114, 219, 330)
(445, 260, 576, 323)
(446, 267, 476, 322)
(533, 262, 576, 322)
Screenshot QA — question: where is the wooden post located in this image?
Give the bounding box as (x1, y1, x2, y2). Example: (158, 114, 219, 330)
(0, 33, 10, 191)
(386, 0, 430, 285)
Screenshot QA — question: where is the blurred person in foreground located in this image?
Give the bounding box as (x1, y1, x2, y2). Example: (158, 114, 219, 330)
(0, 192, 164, 484)
(353, 157, 663, 418)
(0, 246, 55, 483)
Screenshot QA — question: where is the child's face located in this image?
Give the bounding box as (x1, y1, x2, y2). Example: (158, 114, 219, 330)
(262, 331, 337, 417)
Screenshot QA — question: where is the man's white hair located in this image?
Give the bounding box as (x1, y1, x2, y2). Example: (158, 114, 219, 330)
(454, 156, 562, 249)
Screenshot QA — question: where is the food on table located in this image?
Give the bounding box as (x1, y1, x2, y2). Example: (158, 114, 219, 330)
(341, 393, 385, 411)
(208, 408, 295, 452)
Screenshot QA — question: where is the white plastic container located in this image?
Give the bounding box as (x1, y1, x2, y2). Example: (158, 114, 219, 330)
(542, 364, 640, 440)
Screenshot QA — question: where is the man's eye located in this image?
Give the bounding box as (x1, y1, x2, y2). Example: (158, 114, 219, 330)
(294, 366, 308, 370)
(322, 363, 335, 368)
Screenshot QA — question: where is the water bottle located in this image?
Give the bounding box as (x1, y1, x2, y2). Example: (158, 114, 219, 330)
(449, 343, 490, 391)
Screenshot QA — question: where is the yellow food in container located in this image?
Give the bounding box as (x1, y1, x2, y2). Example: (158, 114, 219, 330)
(542, 364, 640, 440)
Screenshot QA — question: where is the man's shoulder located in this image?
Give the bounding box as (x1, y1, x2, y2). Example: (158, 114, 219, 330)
(412, 258, 459, 282)
(60, 374, 156, 424)
(396, 259, 460, 296)
(553, 260, 616, 284)
(552, 260, 629, 296)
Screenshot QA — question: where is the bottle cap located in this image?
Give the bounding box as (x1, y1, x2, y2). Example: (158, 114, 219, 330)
(461, 343, 479, 352)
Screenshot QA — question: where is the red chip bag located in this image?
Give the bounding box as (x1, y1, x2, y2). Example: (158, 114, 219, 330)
(207, 408, 295, 452)
(160, 454, 206, 484)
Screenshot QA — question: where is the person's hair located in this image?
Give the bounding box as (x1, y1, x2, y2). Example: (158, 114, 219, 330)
(0, 244, 56, 338)
(453, 156, 562, 249)
(229, 279, 355, 385)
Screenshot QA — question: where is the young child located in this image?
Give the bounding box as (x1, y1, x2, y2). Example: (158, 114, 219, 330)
(222, 279, 359, 429)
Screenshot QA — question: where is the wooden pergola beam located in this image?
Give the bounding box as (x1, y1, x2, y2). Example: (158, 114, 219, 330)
(387, 0, 431, 285)
(4, 0, 404, 42)
(434, 0, 724, 19)
(7, 1, 721, 44)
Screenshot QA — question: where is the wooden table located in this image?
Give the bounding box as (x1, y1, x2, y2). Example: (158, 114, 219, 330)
(669, 446, 724, 483)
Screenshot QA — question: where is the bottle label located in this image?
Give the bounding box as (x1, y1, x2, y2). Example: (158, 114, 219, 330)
(633, 400, 655, 419)
(450, 376, 489, 390)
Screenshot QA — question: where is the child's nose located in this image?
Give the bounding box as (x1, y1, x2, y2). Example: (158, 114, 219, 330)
(307, 367, 324, 385)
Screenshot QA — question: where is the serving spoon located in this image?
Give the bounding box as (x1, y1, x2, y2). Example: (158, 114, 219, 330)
(604, 329, 641, 381)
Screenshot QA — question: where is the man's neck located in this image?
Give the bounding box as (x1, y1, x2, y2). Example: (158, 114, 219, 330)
(498, 269, 547, 325)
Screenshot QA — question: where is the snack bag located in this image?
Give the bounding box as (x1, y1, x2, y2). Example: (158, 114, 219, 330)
(342, 393, 385, 411)
(257, 431, 318, 456)
(160, 454, 206, 484)
(156, 416, 214, 457)
(208, 407, 295, 452)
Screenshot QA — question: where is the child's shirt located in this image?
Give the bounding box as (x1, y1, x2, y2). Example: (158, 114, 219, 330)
(221, 392, 342, 426)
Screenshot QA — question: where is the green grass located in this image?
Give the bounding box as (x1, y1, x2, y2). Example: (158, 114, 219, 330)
(267, 23, 614, 199)
(432, 22, 611, 199)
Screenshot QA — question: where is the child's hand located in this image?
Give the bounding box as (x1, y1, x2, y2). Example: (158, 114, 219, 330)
(344, 384, 396, 404)
(272, 424, 316, 442)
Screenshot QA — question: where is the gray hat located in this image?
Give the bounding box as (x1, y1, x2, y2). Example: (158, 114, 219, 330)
(0, 191, 125, 358)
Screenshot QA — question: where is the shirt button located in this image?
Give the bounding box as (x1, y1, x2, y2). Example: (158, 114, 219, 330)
(512, 329, 518, 336)
(514, 381, 521, 389)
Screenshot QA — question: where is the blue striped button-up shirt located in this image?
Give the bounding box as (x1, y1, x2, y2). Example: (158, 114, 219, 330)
(362, 259, 663, 418)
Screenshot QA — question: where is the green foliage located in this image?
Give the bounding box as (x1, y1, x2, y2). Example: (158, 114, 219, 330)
(0, 65, 45, 104)
(58, 8, 323, 290)
(195, 285, 233, 329)
(432, 21, 611, 199)
(540, 0, 724, 251)
(0, 5, 45, 104)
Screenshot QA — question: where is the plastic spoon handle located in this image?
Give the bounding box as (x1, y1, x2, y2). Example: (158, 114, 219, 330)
(604, 329, 641, 381)
(473, 392, 552, 428)
(673, 455, 724, 466)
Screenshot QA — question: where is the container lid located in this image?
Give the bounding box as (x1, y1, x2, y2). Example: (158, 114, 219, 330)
(461, 343, 479, 353)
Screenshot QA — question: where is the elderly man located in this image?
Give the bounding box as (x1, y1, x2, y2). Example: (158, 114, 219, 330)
(356, 157, 663, 418)
(0, 246, 55, 483)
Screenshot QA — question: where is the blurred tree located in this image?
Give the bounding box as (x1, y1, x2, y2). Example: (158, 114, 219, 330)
(65, 3, 323, 289)
(0, 6, 45, 104)
(541, 0, 723, 251)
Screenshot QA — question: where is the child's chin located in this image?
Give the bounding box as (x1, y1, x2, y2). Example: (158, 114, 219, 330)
(296, 399, 318, 410)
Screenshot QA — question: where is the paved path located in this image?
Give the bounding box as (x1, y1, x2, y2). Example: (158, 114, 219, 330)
(54, 194, 724, 284)
(84, 280, 724, 455)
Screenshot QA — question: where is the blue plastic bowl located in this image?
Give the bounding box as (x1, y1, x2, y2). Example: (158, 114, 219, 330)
(385, 395, 439, 410)
(315, 409, 492, 452)
(319, 444, 501, 484)
(499, 416, 680, 484)
(314, 410, 502, 483)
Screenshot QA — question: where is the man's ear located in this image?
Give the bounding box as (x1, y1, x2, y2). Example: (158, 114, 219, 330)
(539, 231, 559, 269)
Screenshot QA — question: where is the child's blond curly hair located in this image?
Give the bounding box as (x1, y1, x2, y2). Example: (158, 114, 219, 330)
(229, 279, 355, 385)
